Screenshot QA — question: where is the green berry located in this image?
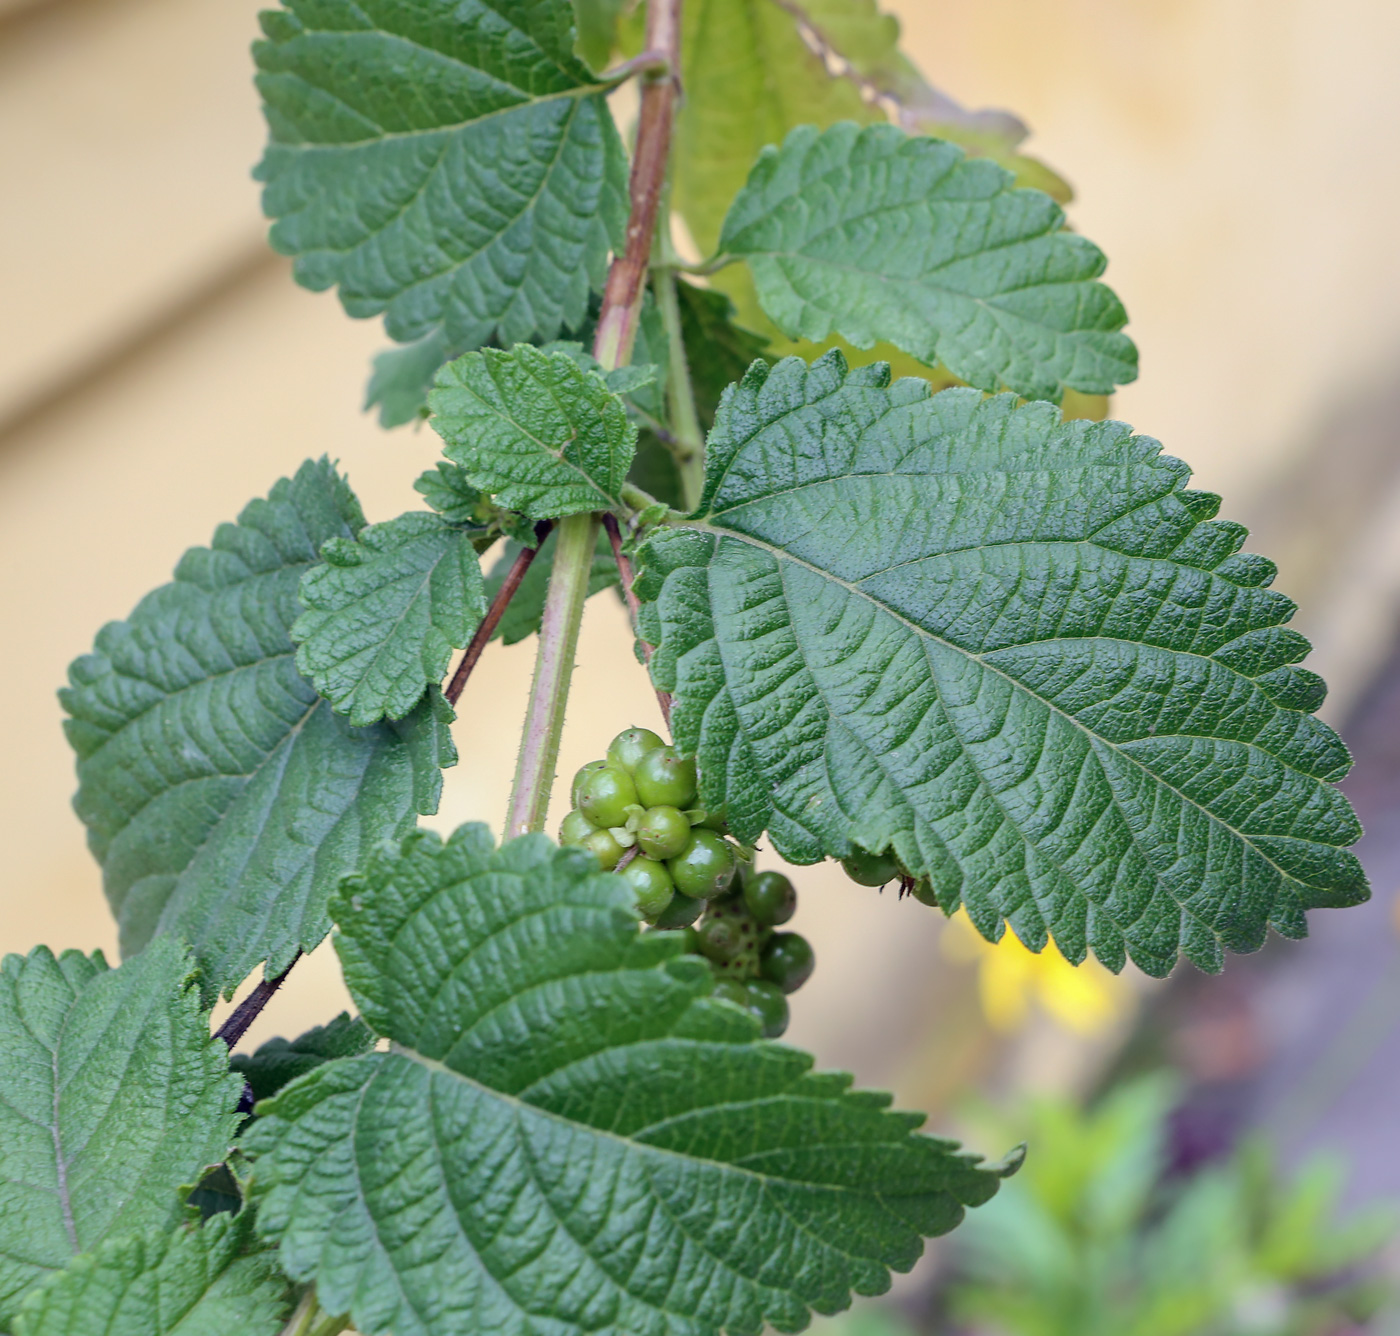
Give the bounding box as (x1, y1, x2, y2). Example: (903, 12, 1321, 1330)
(667, 829, 737, 900)
(910, 879, 939, 907)
(744, 870, 797, 926)
(710, 979, 750, 1008)
(636, 805, 691, 860)
(571, 759, 608, 806)
(606, 727, 667, 774)
(559, 809, 594, 846)
(745, 980, 789, 1038)
(619, 857, 674, 919)
(577, 765, 639, 829)
(760, 932, 815, 994)
(633, 747, 698, 809)
(841, 847, 901, 887)
(695, 915, 744, 963)
(579, 827, 625, 871)
(651, 890, 704, 929)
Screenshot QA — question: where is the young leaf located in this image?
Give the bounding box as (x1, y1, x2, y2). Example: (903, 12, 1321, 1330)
(254, 0, 627, 354)
(61, 460, 456, 1001)
(246, 827, 1010, 1336)
(0, 941, 242, 1324)
(428, 344, 637, 518)
(230, 1013, 375, 1105)
(293, 511, 489, 725)
(719, 122, 1138, 402)
(637, 354, 1367, 977)
(12, 1213, 291, 1336)
(414, 461, 483, 525)
(483, 528, 618, 646)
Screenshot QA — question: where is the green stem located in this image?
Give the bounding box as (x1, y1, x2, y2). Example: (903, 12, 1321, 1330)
(653, 264, 706, 512)
(503, 512, 601, 837)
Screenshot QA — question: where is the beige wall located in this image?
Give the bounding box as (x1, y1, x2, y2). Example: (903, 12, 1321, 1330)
(2, 0, 1398, 1097)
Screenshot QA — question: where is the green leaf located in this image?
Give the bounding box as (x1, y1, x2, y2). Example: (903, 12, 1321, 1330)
(428, 344, 637, 519)
(720, 123, 1137, 402)
(414, 462, 483, 525)
(230, 1013, 375, 1105)
(572, 0, 628, 71)
(293, 511, 489, 726)
(366, 329, 455, 428)
(0, 941, 242, 1324)
(254, 0, 627, 354)
(61, 460, 455, 1001)
(675, 280, 770, 431)
(246, 826, 1009, 1336)
(673, 0, 878, 256)
(483, 527, 618, 645)
(637, 354, 1367, 977)
(13, 1213, 291, 1336)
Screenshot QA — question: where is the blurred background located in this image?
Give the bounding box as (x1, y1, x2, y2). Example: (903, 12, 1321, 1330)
(4, 0, 1400, 1331)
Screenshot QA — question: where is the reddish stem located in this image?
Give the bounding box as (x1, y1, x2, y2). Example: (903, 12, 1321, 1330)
(603, 513, 672, 726)
(215, 954, 299, 1049)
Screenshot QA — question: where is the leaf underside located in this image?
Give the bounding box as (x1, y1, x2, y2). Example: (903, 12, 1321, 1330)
(0, 942, 242, 1325)
(638, 353, 1367, 977)
(61, 459, 455, 1001)
(246, 827, 1008, 1336)
(13, 1213, 290, 1336)
(255, 0, 627, 353)
(294, 511, 489, 726)
(720, 122, 1137, 402)
(428, 344, 637, 519)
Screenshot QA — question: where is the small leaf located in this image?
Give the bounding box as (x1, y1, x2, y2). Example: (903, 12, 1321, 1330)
(62, 460, 455, 1000)
(366, 329, 455, 428)
(0, 941, 242, 1324)
(429, 344, 637, 519)
(720, 122, 1137, 401)
(483, 528, 618, 646)
(246, 827, 1008, 1336)
(294, 511, 488, 726)
(637, 354, 1367, 977)
(230, 1013, 375, 1105)
(255, 0, 627, 354)
(13, 1213, 291, 1336)
(414, 462, 483, 525)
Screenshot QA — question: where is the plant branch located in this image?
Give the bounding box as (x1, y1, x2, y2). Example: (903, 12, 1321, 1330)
(652, 263, 705, 511)
(215, 953, 299, 1049)
(603, 513, 672, 726)
(445, 520, 552, 706)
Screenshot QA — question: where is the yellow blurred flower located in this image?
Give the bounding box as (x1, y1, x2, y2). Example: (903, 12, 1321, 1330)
(942, 909, 1130, 1036)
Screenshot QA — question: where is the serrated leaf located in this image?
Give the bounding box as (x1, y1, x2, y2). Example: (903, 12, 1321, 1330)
(293, 511, 488, 726)
(0, 941, 242, 1324)
(637, 353, 1367, 977)
(428, 344, 637, 518)
(13, 1213, 290, 1336)
(414, 462, 483, 525)
(61, 459, 455, 1001)
(245, 826, 1009, 1336)
(254, 0, 627, 356)
(230, 1013, 375, 1105)
(366, 329, 455, 428)
(673, 0, 878, 257)
(483, 527, 618, 645)
(720, 123, 1137, 402)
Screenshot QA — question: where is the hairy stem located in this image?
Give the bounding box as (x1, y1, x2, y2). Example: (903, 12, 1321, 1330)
(503, 513, 601, 837)
(445, 521, 552, 706)
(653, 265, 705, 511)
(215, 953, 298, 1049)
(503, 0, 683, 837)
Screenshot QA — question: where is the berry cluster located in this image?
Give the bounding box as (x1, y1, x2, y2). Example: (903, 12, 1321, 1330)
(560, 727, 814, 1038)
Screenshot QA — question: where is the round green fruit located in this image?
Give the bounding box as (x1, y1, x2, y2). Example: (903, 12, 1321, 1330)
(619, 857, 674, 919)
(570, 759, 608, 806)
(745, 980, 789, 1038)
(577, 765, 639, 829)
(710, 979, 750, 1009)
(841, 847, 901, 887)
(636, 805, 691, 860)
(651, 890, 704, 929)
(744, 870, 797, 926)
(633, 747, 698, 809)
(695, 915, 743, 963)
(760, 932, 815, 994)
(558, 809, 594, 846)
(579, 827, 624, 871)
(667, 829, 737, 900)
(606, 727, 666, 774)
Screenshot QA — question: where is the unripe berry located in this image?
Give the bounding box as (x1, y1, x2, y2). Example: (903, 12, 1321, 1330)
(606, 726, 666, 774)
(571, 759, 608, 807)
(695, 915, 744, 962)
(636, 806, 691, 860)
(651, 889, 704, 929)
(744, 870, 797, 926)
(760, 932, 815, 994)
(620, 857, 674, 919)
(580, 827, 624, 870)
(577, 765, 639, 829)
(559, 809, 594, 846)
(668, 829, 737, 900)
(841, 846, 901, 887)
(633, 747, 698, 809)
(745, 980, 789, 1038)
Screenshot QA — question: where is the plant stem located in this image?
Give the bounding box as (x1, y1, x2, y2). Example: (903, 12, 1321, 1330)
(652, 265, 705, 511)
(445, 521, 552, 706)
(215, 953, 299, 1049)
(503, 512, 601, 837)
(603, 513, 672, 726)
(503, 0, 683, 838)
